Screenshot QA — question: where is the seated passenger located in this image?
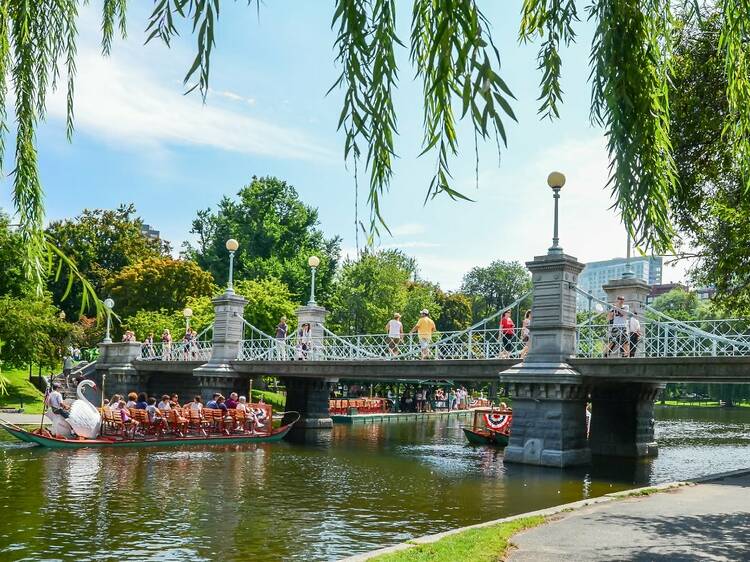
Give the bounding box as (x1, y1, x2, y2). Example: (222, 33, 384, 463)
(146, 397, 167, 430)
(205, 393, 220, 409)
(125, 392, 138, 409)
(189, 395, 203, 413)
(135, 392, 148, 410)
(215, 395, 229, 414)
(170, 394, 180, 408)
(225, 392, 239, 410)
(157, 394, 172, 410)
(236, 396, 249, 412)
(109, 394, 122, 411)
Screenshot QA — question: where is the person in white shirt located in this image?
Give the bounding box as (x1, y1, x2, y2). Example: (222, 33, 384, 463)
(628, 311, 642, 357)
(46, 382, 73, 437)
(607, 296, 630, 357)
(385, 313, 403, 356)
(157, 395, 172, 411)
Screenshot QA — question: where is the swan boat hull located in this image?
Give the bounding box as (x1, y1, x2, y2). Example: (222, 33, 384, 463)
(461, 427, 510, 447)
(0, 420, 294, 449)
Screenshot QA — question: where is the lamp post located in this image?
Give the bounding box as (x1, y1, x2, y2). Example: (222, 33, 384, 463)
(103, 298, 115, 343)
(623, 230, 635, 279)
(225, 238, 239, 293)
(183, 307, 193, 333)
(307, 255, 320, 306)
(547, 171, 566, 255)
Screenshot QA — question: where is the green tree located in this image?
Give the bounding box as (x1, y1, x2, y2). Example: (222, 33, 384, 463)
(329, 249, 416, 334)
(0, 294, 71, 368)
(669, 8, 750, 314)
(402, 281, 442, 331)
(8, 2, 750, 290)
(461, 260, 532, 321)
(122, 309, 184, 343)
(648, 288, 712, 322)
(0, 212, 33, 298)
(233, 278, 299, 335)
(107, 257, 215, 320)
(46, 205, 170, 319)
(185, 177, 340, 303)
(435, 290, 472, 332)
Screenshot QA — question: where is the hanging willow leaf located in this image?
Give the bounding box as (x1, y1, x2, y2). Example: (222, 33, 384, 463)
(587, 0, 678, 252)
(519, 0, 579, 120)
(410, 0, 516, 203)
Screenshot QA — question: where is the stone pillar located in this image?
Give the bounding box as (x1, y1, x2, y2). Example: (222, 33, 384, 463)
(589, 382, 661, 457)
(282, 377, 336, 429)
(193, 291, 248, 400)
(500, 252, 591, 467)
(295, 304, 328, 360)
(96, 342, 148, 396)
(504, 381, 590, 467)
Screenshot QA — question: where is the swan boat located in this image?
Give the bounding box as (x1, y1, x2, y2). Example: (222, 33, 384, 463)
(0, 420, 296, 449)
(461, 408, 512, 447)
(0, 380, 299, 449)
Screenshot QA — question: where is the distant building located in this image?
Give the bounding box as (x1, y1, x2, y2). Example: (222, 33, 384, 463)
(577, 256, 663, 308)
(140, 223, 160, 241)
(647, 282, 688, 304)
(694, 286, 717, 301)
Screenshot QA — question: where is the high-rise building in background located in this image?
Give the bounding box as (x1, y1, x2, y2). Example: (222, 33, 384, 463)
(577, 256, 663, 309)
(140, 224, 160, 241)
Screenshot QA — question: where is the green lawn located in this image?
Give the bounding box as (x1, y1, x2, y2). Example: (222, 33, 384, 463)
(0, 366, 46, 414)
(370, 516, 546, 562)
(658, 400, 750, 408)
(251, 389, 286, 411)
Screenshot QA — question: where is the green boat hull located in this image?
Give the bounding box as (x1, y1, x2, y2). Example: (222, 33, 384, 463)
(0, 421, 293, 449)
(462, 427, 509, 447)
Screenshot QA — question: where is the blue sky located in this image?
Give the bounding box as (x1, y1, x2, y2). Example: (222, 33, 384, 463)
(2, 1, 689, 289)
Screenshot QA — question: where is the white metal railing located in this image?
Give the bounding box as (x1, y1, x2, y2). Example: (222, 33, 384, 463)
(235, 293, 532, 362)
(574, 287, 750, 358)
(139, 340, 213, 361)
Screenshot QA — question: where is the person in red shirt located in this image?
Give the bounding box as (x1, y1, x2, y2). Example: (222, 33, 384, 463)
(499, 310, 515, 358)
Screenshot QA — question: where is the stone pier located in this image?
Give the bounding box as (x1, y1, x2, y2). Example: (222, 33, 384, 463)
(589, 382, 661, 457)
(500, 251, 590, 467)
(282, 377, 335, 429)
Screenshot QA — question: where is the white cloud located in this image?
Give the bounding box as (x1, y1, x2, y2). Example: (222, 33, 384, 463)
(43, 44, 333, 163)
(390, 223, 426, 237)
(210, 89, 257, 106)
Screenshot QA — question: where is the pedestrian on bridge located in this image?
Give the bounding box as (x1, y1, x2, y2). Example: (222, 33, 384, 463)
(275, 316, 288, 360)
(411, 309, 436, 359)
(385, 313, 403, 356)
(500, 310, 515, 358)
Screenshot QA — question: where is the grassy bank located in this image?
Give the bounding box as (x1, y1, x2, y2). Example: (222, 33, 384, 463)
(657, 400, 750, 408)
(369, 516, 546, 562)
(251, 389, 286, 411)
(0, 367, 45, 414)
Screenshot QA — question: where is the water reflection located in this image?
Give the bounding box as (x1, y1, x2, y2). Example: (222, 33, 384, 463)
(0, 407, 749, 561)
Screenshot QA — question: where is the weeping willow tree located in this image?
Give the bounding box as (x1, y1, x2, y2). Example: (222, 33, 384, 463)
(2, 0, 750, 303)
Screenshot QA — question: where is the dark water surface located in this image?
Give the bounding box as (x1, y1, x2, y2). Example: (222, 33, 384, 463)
(1, 407, 749, 561)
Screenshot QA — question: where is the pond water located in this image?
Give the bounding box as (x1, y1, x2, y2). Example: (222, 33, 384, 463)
(1, 406, 749, 561)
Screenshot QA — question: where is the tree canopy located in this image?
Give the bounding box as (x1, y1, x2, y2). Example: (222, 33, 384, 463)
(107, 257, 215, 320)
(45, 205, 169, 319)
(461, 260, 532, 321)
(185, 177, 341, 304)
(668, 7, 750, 314)
(4, 2, 750, 288)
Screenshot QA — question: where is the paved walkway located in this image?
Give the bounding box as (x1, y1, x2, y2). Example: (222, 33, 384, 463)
(510, 472, 750, 561)
(0, 413, 49, 425)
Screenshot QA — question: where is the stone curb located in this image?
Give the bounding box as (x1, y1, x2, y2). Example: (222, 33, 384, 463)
(339, 468, 750, 562)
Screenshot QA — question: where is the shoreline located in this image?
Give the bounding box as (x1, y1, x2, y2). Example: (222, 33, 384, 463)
(341, 467, 750, 561)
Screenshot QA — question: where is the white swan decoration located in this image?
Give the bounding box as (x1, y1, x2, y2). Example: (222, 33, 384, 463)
(67, 380, 102, 439)
(45, 406, 74, 439)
